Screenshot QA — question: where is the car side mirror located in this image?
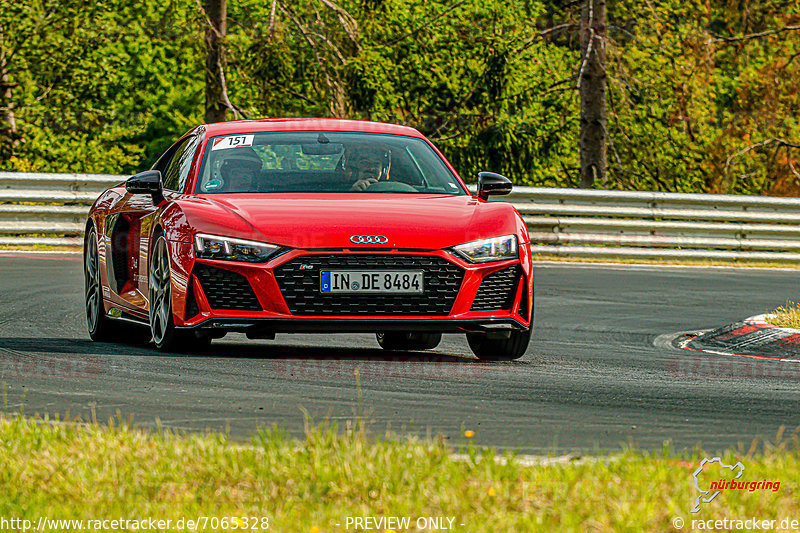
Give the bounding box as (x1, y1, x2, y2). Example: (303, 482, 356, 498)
(477, 171, 512, 200)
(125, 170, 164, 204)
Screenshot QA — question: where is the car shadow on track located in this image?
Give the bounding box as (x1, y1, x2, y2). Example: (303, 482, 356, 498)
(0, 337, 488, 364)
(195, 342, 482, 364)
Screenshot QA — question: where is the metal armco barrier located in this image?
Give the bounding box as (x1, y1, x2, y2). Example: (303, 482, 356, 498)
(3, 172, 800, 261)
(0, 172, 122, 247)
(506, 187, 800, 261)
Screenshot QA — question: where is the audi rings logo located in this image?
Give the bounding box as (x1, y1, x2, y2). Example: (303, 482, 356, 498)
(350, 235, 389, 244)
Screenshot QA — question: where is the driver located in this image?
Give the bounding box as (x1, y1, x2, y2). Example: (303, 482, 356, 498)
(218, 148, 262, 192)
(343, 144, 390, 191)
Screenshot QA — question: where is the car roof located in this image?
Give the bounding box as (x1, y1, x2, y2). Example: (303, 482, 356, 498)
(203, 118, 426, 138)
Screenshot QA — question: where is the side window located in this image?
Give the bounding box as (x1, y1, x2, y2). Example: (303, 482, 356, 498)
(152, 143, 180, 175)
(177, 135, 202, 192)
(161, 137, 193, 192)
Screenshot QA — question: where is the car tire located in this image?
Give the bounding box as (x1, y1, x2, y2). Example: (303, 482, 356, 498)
(84, 226, 115, 341)
(149, 235, 212, 352)
(85, 226, 149, 343)
(466, 328, 531, 361)
(376, 332, 442, 351)
(149, 235, 182, 351)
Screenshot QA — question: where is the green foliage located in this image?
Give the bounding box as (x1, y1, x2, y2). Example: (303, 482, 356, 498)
(232, 0, 579, 186)
(0, 0, 203, 174)
(0, 0, 798, 193)
(606, 0, 800, 193)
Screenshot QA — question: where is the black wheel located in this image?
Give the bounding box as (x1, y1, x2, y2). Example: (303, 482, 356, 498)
(149, 235, 211, 352)
(149, 235, 180, 351)
(84, 227, 114, 341)
(466, 328, 531, 361)
(376, 331, 442, 351)
(85, 226, 148, 343)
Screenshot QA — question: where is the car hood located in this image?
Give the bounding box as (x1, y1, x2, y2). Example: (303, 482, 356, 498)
(180, 193, 520, 250)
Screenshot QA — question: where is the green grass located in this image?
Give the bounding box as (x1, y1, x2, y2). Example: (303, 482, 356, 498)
(2, 415, 799, 532)
(765, 302, 800, 329)
(0, 244, 81, 252)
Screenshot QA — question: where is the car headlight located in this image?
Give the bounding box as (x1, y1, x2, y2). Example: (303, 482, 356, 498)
(194, 233, 281, 262)
(452, 235, 518, 263)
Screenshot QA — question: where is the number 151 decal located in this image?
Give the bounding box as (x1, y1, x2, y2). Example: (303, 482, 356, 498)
(211, 135, 255, 151)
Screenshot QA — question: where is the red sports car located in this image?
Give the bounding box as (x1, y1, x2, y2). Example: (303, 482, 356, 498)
(84, 119, 533, 360)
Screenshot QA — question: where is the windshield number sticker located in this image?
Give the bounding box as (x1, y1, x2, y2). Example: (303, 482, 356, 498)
(211, 135, 254, 151)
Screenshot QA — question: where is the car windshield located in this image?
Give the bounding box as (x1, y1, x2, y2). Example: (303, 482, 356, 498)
(195, 132, 467, 195)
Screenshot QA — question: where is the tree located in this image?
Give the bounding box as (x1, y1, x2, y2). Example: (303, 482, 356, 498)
(2, 0, 797, 193)
(0, 0, 103, 164)
(0, 0, 202, 173)
(0, 36, 18, 161)
(578, 0, 606, 188)
(234, 0, 580, 184)
(604, 0, 800, 194)
(204, 0, 228, 123)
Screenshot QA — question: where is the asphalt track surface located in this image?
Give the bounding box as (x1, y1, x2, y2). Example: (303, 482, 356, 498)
(1, 254, 799, 454)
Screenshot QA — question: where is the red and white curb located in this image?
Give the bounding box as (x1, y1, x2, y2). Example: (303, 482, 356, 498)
(678, 314, 800, 362)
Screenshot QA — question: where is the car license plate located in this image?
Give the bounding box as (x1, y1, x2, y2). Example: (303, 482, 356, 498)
(320, 270, 424, 293)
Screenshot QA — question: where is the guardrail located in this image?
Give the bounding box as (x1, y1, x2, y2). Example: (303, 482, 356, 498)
(508, 188, 800, 261)
(0, 173, 121, 247)
(3, 172, 800, 261)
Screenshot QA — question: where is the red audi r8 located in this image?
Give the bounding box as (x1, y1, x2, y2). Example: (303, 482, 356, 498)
(83, 119, 533, 360)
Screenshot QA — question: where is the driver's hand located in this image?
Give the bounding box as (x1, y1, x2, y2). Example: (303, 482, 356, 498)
(350, 178, 377, 191)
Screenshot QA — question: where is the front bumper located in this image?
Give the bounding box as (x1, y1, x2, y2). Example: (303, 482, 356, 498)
(169, 244, 534, 334)
(186, 317, 528, 334)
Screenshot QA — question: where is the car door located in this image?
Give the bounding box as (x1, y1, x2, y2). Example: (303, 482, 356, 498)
(104, 134, 201, 315)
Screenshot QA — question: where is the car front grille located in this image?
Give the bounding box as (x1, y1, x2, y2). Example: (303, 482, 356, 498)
(274, 254, 464, 316)
(471, 265, 521, 311)
(194, 264, 262, 311)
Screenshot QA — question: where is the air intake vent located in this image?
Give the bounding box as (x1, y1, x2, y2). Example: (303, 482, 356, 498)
(194, 265, 261, 311)
(518, 275, 529, 320)
(184, 280, 200, 319)
(471, 265, 521, 311)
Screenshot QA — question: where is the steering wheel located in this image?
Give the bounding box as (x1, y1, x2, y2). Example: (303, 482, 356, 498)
(365, 181, 418, 192)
